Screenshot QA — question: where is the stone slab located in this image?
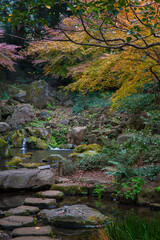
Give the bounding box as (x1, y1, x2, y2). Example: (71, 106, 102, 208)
(0, 169, 55, 190)
(12, 226, 52, 237)
(36, 190, 64, 200)
(24, 198, 56, 209)
(12, 237, 54, 240)
(0, 216, 35, 229)
(5, 205, 39, 216)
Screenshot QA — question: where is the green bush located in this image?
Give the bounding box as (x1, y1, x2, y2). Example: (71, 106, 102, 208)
(72, 91, 112, 114)
(118, 93, 158, 114)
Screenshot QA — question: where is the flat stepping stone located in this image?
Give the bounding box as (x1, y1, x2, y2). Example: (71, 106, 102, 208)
(24, 198, 56, 209)
(5, 205, 39, 216)
(0, 216, 35, 229)
(12, 226, 52, 237)
(12, 237, 55, 240)
(36, 190, 64, 200)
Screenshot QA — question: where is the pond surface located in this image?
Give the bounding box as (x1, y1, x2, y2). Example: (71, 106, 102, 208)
(0, 148, 73, 170)
(0, 193, 158, 240)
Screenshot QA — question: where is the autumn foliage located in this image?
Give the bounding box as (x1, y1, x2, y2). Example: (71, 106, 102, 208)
(25, 0, 160, 108)
(0, 29, 23, 71)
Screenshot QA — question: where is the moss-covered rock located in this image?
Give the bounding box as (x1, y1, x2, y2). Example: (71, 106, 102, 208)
(51, 183, 89, 196)
(68, 151, 97, 162)
(20, 162, 46, 168)
(26, 80, 50, 109)
(137, 182, 160, 205)
(39, 205, 108, 227)
(7, 157, 23, 167)
(41, 154, 65, 162)
(11, 130, 25, 148)
(74, 144, 101, 153)
(27, 137, 48, 150)
(0, 137, 12, 157)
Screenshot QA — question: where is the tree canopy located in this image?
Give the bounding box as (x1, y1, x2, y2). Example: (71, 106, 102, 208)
(0, 0, 159, 107)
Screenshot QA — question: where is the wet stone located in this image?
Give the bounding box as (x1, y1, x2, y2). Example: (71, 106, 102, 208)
(0, 231, 11, 240)
(24, 198, 56, 209)
(12, 237, 55, 240)
(39, 204, 107, 227)
(36, 190, 64, 200)
(5, 205, 39, 216)
(12, 226, 52, 237)
(0, 216, 35, 229)
(150, 203, 160, 210)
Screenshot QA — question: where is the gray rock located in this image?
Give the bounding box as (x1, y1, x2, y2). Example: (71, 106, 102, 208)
(0, 216, 35, 229)
(6, 104, 34, 129)
(117, 134, 134, 144)
(13, 92, 27, 103)
(68, 127, 87, 145)
(0, 169, 55, 190)
(6, 205, 39, 216)
(0, 231, 10, 240)
(12, 237, 54, 240)
(0, 122, 10, 133)
(0, 195, 25, 209)
(24, 198, 56, 209)
(36, 190, 64, 200)
(36, 111, 52, 121)
(12, 226, 52, 237)
(39, 204, 107, 227)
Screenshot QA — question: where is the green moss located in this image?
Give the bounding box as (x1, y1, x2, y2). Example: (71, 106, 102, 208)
(28, 136, 48, 150)
(0, 138, 7, 148)
(51, 184, 89, 196)
(7, 157, 23, 166)
(74, 144, 101, 153)
(20, 162, 46, 168)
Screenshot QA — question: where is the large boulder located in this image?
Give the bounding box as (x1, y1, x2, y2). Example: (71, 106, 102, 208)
(0, 122, 10, 133)
(6, 104, 34, 129)
(26, 80, 50, 109)
(68, 127, 87, 145)
(13, 91, 27, 103)
(0, 169, 55, 190)
(39, 204, 107, 227)
(0, 104, 14, 119)
(137, 174, 160, 205)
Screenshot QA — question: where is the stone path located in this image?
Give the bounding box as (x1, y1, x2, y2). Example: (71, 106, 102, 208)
(36, 190, 64, 200)
(24, 198, 56, 209)
(5, 205, 39, 216)
(0, 215, 35, 229)
(12, 226, 52, 237)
